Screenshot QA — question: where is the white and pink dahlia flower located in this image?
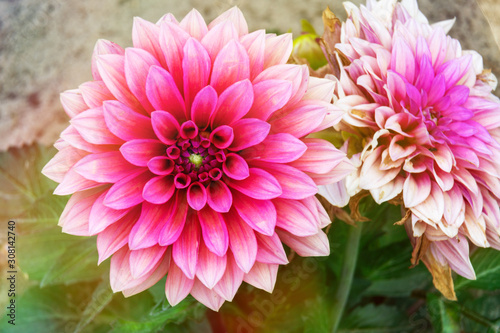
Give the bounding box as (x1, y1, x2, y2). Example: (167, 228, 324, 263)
(42, 7, 351, 310)
(320, 0, 500, 284)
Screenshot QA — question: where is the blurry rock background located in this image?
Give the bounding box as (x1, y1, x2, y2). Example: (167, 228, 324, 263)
(0, 0, 499, 151)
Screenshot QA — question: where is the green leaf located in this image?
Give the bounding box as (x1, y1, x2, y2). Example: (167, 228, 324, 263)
(73, 278, 114, 333)
(340, 304, 409, 331)
(427, 293, 460, 333)
(455, 248, 500, 290)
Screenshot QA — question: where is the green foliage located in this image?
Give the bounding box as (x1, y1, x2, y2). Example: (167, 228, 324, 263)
(2, 144, 500, 333)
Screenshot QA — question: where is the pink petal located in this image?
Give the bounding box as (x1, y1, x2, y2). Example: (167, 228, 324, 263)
(96, 54, 144, 113)
(89, 189, 130, 234)
(359, 147, 400, 190)
(289, 138, 345, 174)
(207, 180, 233, 213)
(196, 240, 227, 289)
(263, 33, 293, 68)
(245, 79, 292, 120)
(179, 9, 208, 40)
(274, 198, 319, 236)
(431, 236, 475, 279)
(103, 100, 155, 141)
(240, 30, 265, 80)
(42, 146, 88, 183)
(226, 168, 282, 200)
(225, 208, 257, 273)
(198, 207, 229, 257)
(165, 261, 194, 306)
(109, 247, 133, 292)
(150, 110, 180, 145)
(172, 212, 201, 279)
(222, 153, 249, 180)
(129, 244, 167, 279)
(412, 182, 445, 224)
(187, 182, 207, 210)
(201, 20, 238, 62)
(276, 229, 330, 257)
(91, 39, 124, 81)
(124, 47, 161, 112)
(229, 118, 271, 151)
(159, 191, 189, 246)
(403, 172, 432, 208)
(120, 139, 165, 167)
(213, 253, 244, 301)
(73, 151, 137, 183)
(59, 187, 104, 236)
(191, 85, 218, 130)
(232, 191, 276, 236)
(211, 40, 250, 95)
(255, 232, 288, 265)
(132, 17, 166, 68)
(146, 66, 186, 121)
(211, 79, 254, 128)
(53, 168, 102, 196)
(269, 101, 326, 138)
(142, 175, 176, 204)
(390, 37, 415, 83)
(241, 133, 307, 163)
(159, 21, 190, 92)
(96, 208, 139, 264)
(60, 90, 88, 118)
(71, 107, 124, 145)
(209, 125, 234, 149)
(104, 170, 151, 209)
(208, 7, 248, 37)
(122, 253, 170, 297)
(243, 262, 278, 293)
(182, 38, 211, 113)
(190, 279, 225, 311)
(79, 81, 114, 109)
(60, 126, 112, 153)
(128, 201, 176, 250)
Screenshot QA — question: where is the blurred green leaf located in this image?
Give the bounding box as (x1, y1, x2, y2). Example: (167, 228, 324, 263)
(455, 248, 500, 290)
(73, 278, 114, 333)
(427, 293, 460, 333)
(340, 304, 409, 331)
(300, 19, 317, 34)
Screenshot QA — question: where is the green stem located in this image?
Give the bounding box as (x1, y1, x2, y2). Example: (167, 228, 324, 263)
(331, 223, 363, 333)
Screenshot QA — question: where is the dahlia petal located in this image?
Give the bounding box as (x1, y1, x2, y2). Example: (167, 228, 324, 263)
(159, 191, 189, 246)
(431, 237, 475, 280)
(443, 186, 464, 226)
(253, 162, 318, 199)
(303, 77, 336, 102)
(264, 33, 293, 68)
(104, 170, 150, 209)
(54, 168, 102, 196)
(229, 118, 271, 151)
(359, 147, 400, 190)
(370, 176, 405, 204)
(227, 168, 282, 200)
(179, 9, 208, 40)
(211, 79, 254, 127)
(132, 17, 166, 67)
(390, 37, 415, 83)
(129, 245, 167, 279)
(187, 182, 207, 210)
(183, 38, 211, 113)
(151, 110, 180, 145)
(60, 126, 113, 154)
(255, 232, 288, 265)
(109, 247, 133, 292)
(254, 64, 308, 105)
(79, 81, 114, 109)
(274, 198, 318, 237)
(124, 47, 161, 112)
(96, 54, 144, 112)
(388, 135, 417, 161)
(276, 229, 330, 257)
(232, 191, 276, 236)
(91, 39, 124, 81)
(269, 101, 326, 138)
(59, 188, 104, 236)
(310, 196, 332, 228)
(146, 66, 186, 121)
(122, 253, 170, 297)
(96, 208, 139, 264)
(71, 107, 124, 145)
(165, 261, 194, 306)
(222, 153, 249, 180)
(240, 29, 265, 80)
(225, 208, 257, 273)
(209, 125, 234, 149)
(403, 172, 432, 207)
(289, 138, 345, 174)
(198, 207, 229, 257)
(201, 20, 238, 62)
(207, 180, 233, 213)
(143, 175, 176, 204)
(318, 181, 350, 208)
(89, 189, 129, 234)
(211, 40, 250, 95)
(241, 133, 307, 163)
(172, 213, 200, 279)
(129, 201, 176, 250)
(103, 100, 156, 141)
(412, 182, 445, 223)
(120, 139, 166, 167)
(191, 85, 218, 130)
(243, 262, 278, 293)
(60, 90, 89, 118)
(190, 279, 225, 311)
(464, 208, 489, 247)
(213, 254, 245, 301)
(208, 6, 248, 37)
(196, 241, 227, 289)
(42, 146, 88, 183)
(74, 151, 136, 183)
(159, 21, 190, 91)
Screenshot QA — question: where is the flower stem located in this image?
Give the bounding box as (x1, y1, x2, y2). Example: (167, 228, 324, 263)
(331, 223, 363, 333)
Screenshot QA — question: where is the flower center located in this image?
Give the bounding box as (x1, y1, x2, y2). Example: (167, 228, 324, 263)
(188, 153, 204, 168)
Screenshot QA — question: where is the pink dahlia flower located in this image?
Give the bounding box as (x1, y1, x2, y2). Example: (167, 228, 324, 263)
(42, 7, 351, 310)
(320, 0, 500, 289)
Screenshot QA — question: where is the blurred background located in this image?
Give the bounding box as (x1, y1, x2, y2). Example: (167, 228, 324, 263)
(0, 0, 499, 151)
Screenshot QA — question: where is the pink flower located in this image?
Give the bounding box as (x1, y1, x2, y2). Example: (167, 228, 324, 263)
(320, 0, 500, 287)
(42, 7, 351, 310)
